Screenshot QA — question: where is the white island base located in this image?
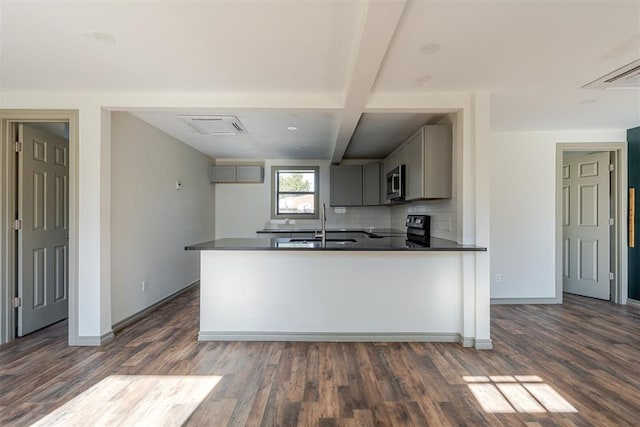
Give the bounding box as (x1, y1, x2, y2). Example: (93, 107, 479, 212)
(198, 250, 491, 349)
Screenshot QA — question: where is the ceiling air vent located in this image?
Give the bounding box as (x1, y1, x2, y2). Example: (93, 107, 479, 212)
(583, 59, 640, 89)
(177, 115, 247, 135)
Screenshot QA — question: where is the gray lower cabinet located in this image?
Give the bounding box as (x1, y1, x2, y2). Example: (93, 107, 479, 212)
(330, 165, 363, 206)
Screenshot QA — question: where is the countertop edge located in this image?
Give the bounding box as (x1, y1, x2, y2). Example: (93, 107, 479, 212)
(186, 247, 487, 252)
(185, 237, 487, 252)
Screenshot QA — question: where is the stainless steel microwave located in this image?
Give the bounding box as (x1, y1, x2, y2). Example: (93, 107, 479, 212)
(386, 165, 405, 201)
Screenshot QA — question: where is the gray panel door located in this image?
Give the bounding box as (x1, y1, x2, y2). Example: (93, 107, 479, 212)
(17, 124, 69, 336)
(562, 152, 610, 300)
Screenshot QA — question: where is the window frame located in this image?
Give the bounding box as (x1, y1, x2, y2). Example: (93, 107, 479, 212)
(271, 166, 320, 219)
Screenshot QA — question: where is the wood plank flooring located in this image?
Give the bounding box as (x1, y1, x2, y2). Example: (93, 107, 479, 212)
(1, 288, 639, 426)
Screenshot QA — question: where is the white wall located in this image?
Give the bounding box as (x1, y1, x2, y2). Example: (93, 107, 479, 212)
(111, 112, 214, 325)
(490, 129, 626, 300)
(215, 159, 391, 238)
(0, 90, 487, 345)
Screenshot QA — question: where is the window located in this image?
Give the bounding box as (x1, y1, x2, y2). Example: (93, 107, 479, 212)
(271, 166, 319, 219)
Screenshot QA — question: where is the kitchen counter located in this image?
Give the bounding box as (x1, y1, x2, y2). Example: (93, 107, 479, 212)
(185, 236, 486, 252)
(189, 232, 490, 349)
(257, 228, 406, 237)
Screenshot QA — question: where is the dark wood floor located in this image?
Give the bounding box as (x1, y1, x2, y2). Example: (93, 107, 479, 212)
(1, 288, 639, 426)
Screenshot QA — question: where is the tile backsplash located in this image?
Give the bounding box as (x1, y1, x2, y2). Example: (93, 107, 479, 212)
(264, 200, 457, 240)
(326, 205, 391, 229)
(391, 199, 457, 241)
(265, 205, 392, 230)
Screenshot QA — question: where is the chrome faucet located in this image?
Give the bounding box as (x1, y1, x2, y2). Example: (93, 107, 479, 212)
(315, 203, 326, 245)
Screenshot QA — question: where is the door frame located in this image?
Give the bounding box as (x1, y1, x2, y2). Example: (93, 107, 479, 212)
(556, 143, 628, 304)
(0, 110, 79, 345)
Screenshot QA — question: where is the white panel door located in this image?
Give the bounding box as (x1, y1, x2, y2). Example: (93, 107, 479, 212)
(562, 152, 610, 300)
(17, 124, 69, 336)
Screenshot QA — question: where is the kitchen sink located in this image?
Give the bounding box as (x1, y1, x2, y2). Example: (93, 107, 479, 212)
(287, 238, 357, 243)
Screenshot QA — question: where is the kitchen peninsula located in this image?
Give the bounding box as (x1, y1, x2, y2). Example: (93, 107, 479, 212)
(185, 230, 488, 348)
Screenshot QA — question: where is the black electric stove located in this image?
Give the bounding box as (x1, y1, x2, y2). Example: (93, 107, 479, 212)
(405, 215, 431, 247)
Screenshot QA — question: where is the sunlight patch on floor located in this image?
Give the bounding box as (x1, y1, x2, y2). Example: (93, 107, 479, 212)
(30, 375, 222, 427)
(464, 375, 578, 414)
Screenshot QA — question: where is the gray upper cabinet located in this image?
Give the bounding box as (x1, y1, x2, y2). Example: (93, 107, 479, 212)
(209, 165, 236, 183)
(330, 165, 363, 206)
(405, 125, 452, 200)
(362, 162, 380, 206)
(330, 163, 381, 206)
(383, 144, 406, 174)
(236, 165, 264, 182)
(209, 165, 264, 183)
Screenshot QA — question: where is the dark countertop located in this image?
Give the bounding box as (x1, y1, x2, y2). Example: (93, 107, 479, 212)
(256, 228, 406, 237)
(185, 236, 486, 252)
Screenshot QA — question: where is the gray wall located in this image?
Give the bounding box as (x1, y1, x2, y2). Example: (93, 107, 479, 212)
(111, 112, 214, 325)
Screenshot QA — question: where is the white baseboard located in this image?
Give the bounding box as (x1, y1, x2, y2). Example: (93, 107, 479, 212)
(198, 331, 462, 343)
(112, 281, 198, 333)
(460, 336, 475, 347)
(74, 331, 114, 346)
(474, 339, 493, 350)
(491, 297, 560, 305)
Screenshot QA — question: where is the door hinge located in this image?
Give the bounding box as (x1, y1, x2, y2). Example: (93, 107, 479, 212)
(14, 141, 22, 153)
(609, 163, 614, 172)
(609, 272, 615, 281)
(12, 297, 21, 308)
(12, 219, 22, 230)
(609, 218, 614, 226)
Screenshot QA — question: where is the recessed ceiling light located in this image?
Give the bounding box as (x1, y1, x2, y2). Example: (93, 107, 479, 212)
(420, 43, 441, 54)
(88, 31, 116, 44)
(578, 99, 598, 104)
(287, 126, 298, 131)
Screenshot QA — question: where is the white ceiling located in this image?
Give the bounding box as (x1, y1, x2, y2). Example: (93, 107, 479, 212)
(132, 109, 339, 159)
(1, 0, 639, 160)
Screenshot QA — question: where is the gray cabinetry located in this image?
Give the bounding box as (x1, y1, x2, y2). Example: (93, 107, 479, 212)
(236, 165, 263, 182)
(362, 162, 380, 206)
(405, 125, 452, 200)
(405, 131, 423, 200)
(209, 165, 264, 183)
(384, 145, 406, 174)
(330, 163, 382, 206)
(330, 165, 363, 206)
(209, 165, 236, 183)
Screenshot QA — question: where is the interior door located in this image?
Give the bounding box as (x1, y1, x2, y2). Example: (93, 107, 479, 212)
(17, 124, 69, 336)
(562, 152, 611, 300)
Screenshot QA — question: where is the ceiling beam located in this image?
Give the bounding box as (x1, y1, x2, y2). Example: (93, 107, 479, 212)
(330, 0, 407, 163)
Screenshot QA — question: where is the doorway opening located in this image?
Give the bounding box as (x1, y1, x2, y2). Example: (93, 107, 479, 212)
(0, 110, 79, 346)
(556, 143, 628, 305)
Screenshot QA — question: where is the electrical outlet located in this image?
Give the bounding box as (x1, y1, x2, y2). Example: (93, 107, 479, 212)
(495, 273, 502, 283)
(142, 280, 149, 292)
